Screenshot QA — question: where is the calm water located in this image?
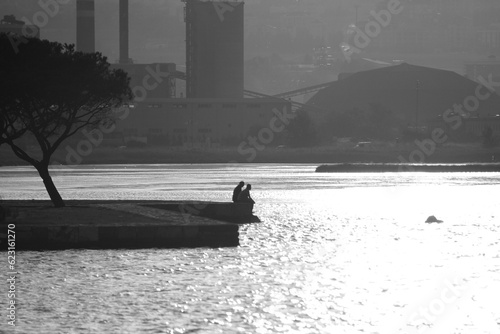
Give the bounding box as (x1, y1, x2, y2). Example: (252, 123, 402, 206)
(1, 164, 500, 334)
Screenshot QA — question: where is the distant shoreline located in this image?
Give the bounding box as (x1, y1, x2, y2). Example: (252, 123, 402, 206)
(1, 143, 499, 167)
(316, 163, 500, 173)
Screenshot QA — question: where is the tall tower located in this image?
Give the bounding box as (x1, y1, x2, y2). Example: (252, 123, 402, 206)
(184, 0, 244, 98)
(119, 0, 131, 64)
(76, 0, 95, 53)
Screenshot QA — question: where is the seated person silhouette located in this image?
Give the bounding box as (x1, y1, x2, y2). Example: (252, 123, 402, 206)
(232, 181, 244, 202)
(237, 184, 255, 204)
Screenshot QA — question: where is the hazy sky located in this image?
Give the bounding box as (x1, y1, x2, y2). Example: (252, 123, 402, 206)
(1, 1, 183, 63)
(1, 0, 498, 72)
(0, 0, 381, 63)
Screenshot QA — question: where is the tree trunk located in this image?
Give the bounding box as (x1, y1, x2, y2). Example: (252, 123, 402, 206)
(37, 164, 65, 208)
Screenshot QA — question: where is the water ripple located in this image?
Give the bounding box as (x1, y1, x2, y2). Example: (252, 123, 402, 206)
(1, 165, 500, 333)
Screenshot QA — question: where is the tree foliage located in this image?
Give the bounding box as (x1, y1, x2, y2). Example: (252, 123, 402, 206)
(0, 34, 132, 207)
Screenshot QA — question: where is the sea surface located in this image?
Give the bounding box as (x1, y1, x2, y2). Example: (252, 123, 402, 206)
(1, 164, 500, 334)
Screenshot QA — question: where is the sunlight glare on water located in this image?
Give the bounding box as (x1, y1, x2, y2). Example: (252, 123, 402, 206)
(0, 164, 499, 333)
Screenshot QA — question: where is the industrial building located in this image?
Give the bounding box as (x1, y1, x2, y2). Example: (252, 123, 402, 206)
(5, 0, 498, 145)
(72, 0, 290, 147)
(121, 97, 290, 146)
(308, 63, 500, 138)
(465, 57, 500, 95)
(0, 14, 39, 39)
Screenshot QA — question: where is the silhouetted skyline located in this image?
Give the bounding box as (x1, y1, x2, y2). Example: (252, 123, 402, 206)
(2, 0, 499, 69)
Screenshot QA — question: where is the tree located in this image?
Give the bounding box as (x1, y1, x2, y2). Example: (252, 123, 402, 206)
(0, 34, 132, 207)
(0, 63, 28, 147)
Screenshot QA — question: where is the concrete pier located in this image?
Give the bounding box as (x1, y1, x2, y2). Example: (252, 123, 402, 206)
(0, 200, 254, 250)
(145, 201, 260, 223)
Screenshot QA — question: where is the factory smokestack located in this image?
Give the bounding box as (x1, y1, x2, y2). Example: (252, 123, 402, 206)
(76, 0, 95, 53)
(119, 0, 131, 64)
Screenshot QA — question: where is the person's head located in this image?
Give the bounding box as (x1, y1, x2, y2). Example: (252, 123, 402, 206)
(238, 181, 244, 187)
(246, 184, 251, 190)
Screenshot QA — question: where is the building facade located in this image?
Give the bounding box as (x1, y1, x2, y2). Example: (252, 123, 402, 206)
(0, 15, 39, 39)
(465, 57, 500, 95)
(114, 98, 292, 146)
(111, 63, 178, 99)
(428, 114, 500, 137)
(369, 0, 500, 53)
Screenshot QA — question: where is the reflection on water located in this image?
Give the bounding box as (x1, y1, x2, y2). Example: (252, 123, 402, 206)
(1, 164, 500, 333)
